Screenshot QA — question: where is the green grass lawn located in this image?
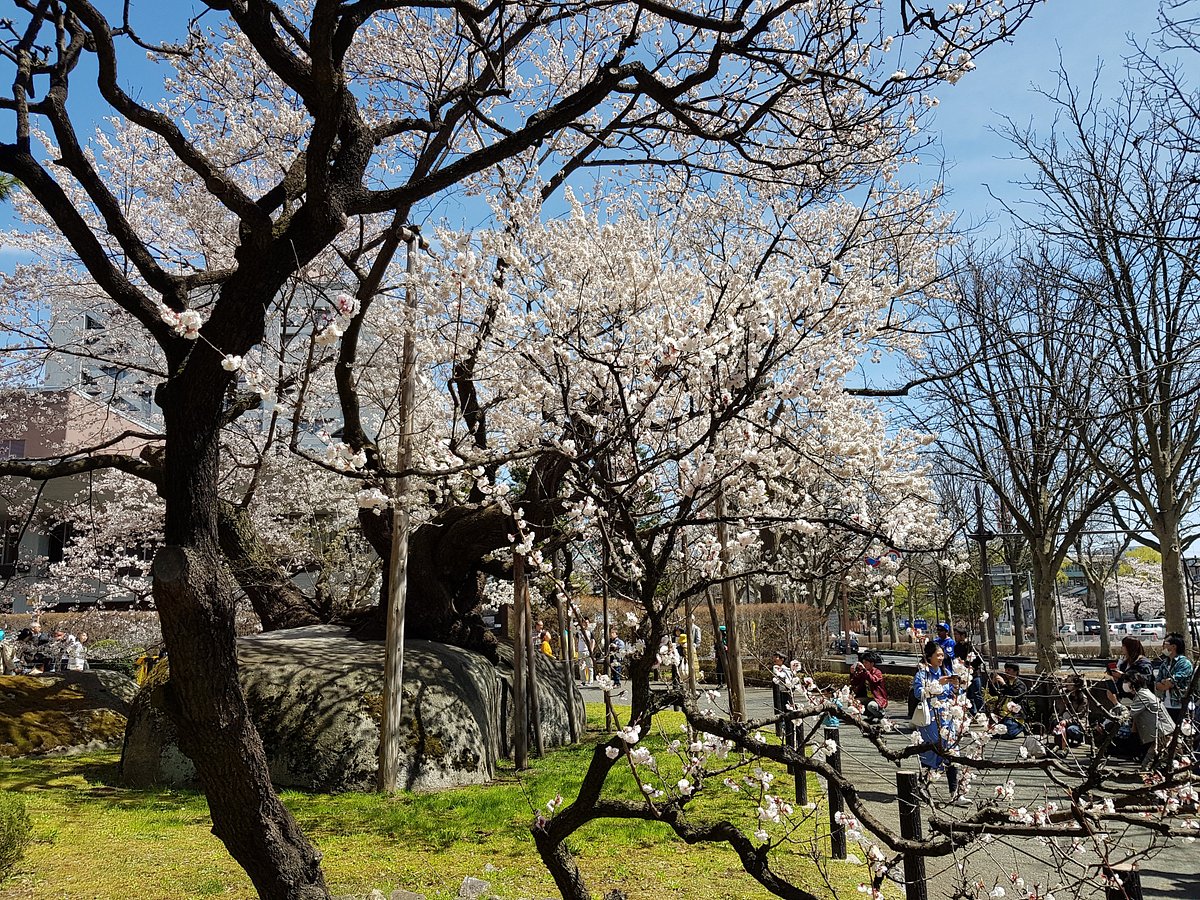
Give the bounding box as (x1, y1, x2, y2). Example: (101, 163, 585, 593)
(0, 705, 890, 899)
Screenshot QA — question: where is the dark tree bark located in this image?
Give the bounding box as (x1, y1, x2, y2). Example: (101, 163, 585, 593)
(351, 448, 573, 657)
(217, 501, 324, 631)
(155, 372, 327, 899)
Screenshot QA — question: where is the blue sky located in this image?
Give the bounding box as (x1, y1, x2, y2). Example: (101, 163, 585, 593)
(927, 0, 1163, 232)
(0, 2, 1166, 254)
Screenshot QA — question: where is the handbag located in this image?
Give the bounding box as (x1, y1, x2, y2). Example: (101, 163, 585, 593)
(912, 698, 931, 727)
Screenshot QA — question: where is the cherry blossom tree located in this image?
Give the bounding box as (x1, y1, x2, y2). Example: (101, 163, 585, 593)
(0, 1, 1041, 897)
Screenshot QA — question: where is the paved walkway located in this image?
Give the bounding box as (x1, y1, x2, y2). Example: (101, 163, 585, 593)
(581, 683, 1196, 899)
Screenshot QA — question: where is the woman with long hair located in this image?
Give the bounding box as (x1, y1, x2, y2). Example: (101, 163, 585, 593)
(1109, 636, 1153, 706)
(913, 639, 970, 805)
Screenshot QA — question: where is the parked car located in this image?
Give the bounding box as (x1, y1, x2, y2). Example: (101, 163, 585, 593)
(1082, 619, 1101, 636)
(1129, 621, 1166, 641)
(829, 631, 860, 654)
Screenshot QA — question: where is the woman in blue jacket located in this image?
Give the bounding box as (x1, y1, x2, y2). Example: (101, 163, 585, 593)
(914, 639, 969, 805)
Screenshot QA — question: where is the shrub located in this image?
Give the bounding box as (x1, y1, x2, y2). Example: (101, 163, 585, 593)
(0, 791, 31, 880)
(808, 671, 914, 701)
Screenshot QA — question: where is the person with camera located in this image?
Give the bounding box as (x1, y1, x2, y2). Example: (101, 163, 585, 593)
(1154, 634, 1194, 726)
(850, 650, 888, 724)
(913, 640, 970, 805)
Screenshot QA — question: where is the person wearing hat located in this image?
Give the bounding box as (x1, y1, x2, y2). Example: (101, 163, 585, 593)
(935, 622, 956, 664)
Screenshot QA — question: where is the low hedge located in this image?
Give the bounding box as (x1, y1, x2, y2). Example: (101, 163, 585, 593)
(808, 671, 914, 701)
(728, 667, 914, 701)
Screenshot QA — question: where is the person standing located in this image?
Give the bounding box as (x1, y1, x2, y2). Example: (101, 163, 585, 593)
(1154, 634, 1194, 725)
(770, 651, 789, 737)
(935, 623, 956, 663)
(608, 628, 626, 687)
(575, 616, 595, 685)
(953, 625, 985, 716)
(913, 639, 969, 804)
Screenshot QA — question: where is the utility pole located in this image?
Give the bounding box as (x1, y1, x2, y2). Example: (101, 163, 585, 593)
(972, 484, 999, 668)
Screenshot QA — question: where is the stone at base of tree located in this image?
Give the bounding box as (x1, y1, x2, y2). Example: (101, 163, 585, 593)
(119, 625, 584, 792)
(0, 672, 137, 757)
(390, 890, 426, 900)
(458, 876, 490, 899)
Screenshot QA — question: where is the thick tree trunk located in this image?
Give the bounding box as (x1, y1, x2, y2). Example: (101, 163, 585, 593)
(353, 449, 569, 656)
(354, 504, 499, 658)
(1031, 557, 1058, 673)
(1157, 512, 1189, 650)
(217, 501, 323, 631)
(156, 381, 328, 900)
(1095, 582, 1112, 658)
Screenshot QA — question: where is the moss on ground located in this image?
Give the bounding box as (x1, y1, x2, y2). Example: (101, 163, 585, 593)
(0, 677, 128, 757)
(0, 704, 896, 899)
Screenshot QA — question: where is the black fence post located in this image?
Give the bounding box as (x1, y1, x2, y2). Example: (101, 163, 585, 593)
(896, 771, 928, 900)
(824, 725, 846, 860)
(1104, 864, 1144, 900)
(787, 717, 809, 806)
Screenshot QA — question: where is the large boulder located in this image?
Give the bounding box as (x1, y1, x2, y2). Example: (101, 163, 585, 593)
(0, 670, 137, 756)
(120, 625, 584, 792)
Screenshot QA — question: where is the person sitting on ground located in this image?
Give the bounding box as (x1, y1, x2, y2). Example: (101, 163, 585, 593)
(1154, 634, 1194, 725)
(988, 662, 1030, 738)
(1109, 637, 1154, 705)
(1053, 675, 1090, 752)
(850, 650, 888, 723)
(1107, 672, 1176, 763)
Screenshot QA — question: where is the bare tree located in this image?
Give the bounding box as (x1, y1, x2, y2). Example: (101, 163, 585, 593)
(1000, 71, 1200, 649)
(915, 249, 1119, 671)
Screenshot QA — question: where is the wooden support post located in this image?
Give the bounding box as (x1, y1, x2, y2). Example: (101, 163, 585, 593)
(512, 554, 528, 769)
(1104, 864, 1143, 900)
(555, 593, 579, 743)
(896, 771, 928, 900)
(525, 583, 545, 757)
(824, 725, 846, 860)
